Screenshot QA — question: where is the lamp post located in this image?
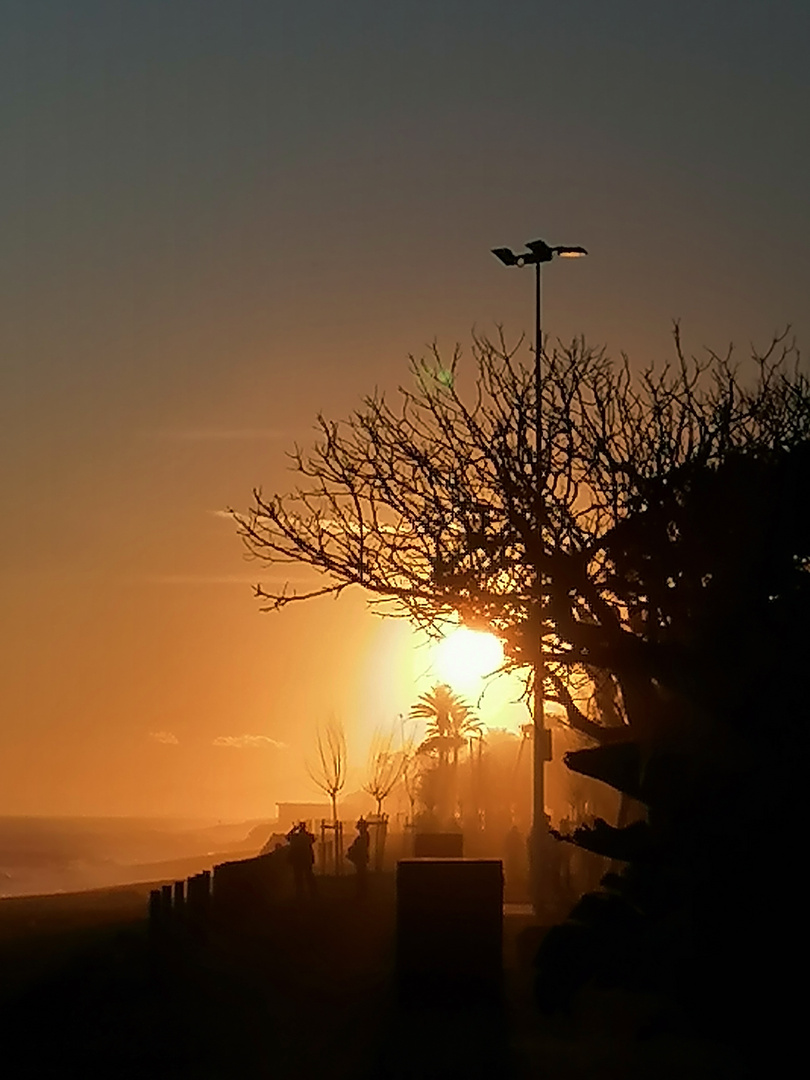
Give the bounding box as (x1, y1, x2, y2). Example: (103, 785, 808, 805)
(491, 238, 587, 911)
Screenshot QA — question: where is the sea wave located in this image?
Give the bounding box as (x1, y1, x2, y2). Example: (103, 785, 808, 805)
(0, 816, 272, 898)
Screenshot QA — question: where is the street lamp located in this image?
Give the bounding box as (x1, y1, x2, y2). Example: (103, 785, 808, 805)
(492, 237, 587, 912)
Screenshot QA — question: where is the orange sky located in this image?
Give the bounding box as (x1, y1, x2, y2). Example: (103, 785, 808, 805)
(2, 1, 808, 818)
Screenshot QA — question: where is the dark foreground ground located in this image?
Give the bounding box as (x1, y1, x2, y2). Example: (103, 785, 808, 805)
(0, 875, 748, 1079)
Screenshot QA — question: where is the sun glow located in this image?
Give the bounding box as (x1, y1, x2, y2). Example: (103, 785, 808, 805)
(433, 628, 504, 693)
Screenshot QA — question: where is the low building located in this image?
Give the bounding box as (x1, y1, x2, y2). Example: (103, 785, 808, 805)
(275, 802, 331, 833)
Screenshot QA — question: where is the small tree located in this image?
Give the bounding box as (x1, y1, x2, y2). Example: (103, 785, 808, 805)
(363, 724, 407, 816)
(307, 717, 347, 826)
(400, 739, 421, 825)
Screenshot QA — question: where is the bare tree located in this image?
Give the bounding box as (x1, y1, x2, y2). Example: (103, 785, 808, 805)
(400, 735, 421, 826)
(231, 328, 810, 748)
(307, 717, 347, 826)
(363, 724, 406, 816)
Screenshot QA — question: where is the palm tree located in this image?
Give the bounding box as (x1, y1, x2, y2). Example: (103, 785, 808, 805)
(409, 684, 482, 823)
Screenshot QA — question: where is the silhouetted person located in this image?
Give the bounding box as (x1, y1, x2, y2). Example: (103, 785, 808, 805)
(346, 817, 370, 897)
(286, 821, 317, 900)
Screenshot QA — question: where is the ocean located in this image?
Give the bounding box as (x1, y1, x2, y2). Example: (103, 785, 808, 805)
(0, 816, 272, 898)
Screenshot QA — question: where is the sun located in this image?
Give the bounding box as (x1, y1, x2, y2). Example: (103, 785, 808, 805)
(433, 628, 504, 693)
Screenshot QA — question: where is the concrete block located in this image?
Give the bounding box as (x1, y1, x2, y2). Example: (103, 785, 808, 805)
(396, 858, 503, 991)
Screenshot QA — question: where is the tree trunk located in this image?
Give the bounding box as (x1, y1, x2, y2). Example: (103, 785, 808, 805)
(439, 748, 449, 823)
(331, 794, 340, 873)
(451, 746, 459, 823)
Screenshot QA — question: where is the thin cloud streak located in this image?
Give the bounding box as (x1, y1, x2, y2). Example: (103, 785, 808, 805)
(213, 734, 287, 750)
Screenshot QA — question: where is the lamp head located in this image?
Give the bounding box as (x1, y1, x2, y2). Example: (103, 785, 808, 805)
(493, 240, 588, 268)
(491, 247, 519, 266)
(554, 245, 588, 258)
(525, 239, 554, 262)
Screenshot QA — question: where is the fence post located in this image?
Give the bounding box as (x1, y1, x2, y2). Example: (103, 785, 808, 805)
(336, 820, 344, 875)
(161, 884, 173, 919)
(148, 888, 162, 934)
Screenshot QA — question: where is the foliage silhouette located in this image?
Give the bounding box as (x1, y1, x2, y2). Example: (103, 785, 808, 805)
(409, 683, 481, 823)
(233, 326, 810, 1039)
(410, 683, 481, 757)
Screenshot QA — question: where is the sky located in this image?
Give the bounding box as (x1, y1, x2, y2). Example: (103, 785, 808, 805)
(1, 0, 808, 818)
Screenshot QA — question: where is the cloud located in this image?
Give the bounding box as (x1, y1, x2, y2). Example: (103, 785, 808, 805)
(212, 734, 287, 750)
(149, 731, 179, 745)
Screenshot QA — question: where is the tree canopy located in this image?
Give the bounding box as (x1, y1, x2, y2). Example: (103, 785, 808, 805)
(232, 326, 810, 1033)
(231, 328, 810, 754)
(409, 683, 481, 760)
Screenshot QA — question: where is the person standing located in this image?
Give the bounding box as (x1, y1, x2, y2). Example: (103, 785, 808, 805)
(286, 821, 317, 901)
(346, 817, 370, 898)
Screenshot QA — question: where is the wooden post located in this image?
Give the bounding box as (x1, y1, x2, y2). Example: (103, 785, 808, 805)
(185, 872, 210, 939)
(186, 874, 202, 917)
(148, 888, 162, 932)
(161, 884, 173, 919)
